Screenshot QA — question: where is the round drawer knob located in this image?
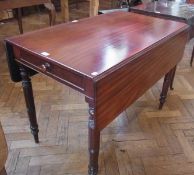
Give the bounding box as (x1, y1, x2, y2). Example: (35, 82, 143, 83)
(41, 63, 50, 72)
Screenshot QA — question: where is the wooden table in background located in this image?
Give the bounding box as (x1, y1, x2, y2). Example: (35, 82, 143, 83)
(60, 0, 99, 22)
(0, 0, 56, 34)
(5, 12, 188, 175)
(130, 1, 194, 66)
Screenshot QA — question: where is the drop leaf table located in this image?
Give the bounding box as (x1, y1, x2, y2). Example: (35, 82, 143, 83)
(5, 12, 189, 175)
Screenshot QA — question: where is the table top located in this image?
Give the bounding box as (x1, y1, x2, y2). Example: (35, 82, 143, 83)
(130, 1, 194, 24)
(6, 12, 188, 80)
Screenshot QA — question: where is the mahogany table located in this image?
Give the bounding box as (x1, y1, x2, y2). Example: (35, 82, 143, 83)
(130, 1, 194, 66)
(5, 12, 188, 175)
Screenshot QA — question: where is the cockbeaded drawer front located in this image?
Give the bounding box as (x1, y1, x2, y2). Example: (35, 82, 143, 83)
(17, 50, 85, 93)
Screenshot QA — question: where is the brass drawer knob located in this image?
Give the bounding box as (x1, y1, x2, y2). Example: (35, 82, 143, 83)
(41, 63, 50, 72)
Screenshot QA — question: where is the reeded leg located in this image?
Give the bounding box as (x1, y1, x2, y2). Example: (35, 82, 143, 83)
(19, 66, 39, 143)
(170, 66, 177, 90)
(190, 46, 194, 66)
(159, 68, 174, 110)
(86, 98, 100, 175)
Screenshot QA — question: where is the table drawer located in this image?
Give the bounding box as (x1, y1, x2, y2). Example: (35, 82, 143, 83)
(19, 51, 84, 91)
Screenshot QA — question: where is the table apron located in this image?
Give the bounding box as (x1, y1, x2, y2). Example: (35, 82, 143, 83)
(15, 50, 87, 94)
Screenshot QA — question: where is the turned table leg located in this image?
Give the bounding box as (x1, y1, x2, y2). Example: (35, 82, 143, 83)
(159, 68, 175, 109)
(170, 66, 177, 90)
(190, 46, 194, 66)
(16, 8, 23, 34)
(86, 98, 100, 175)
(19, 65, 39, 143)
(44, 1, 56, 26)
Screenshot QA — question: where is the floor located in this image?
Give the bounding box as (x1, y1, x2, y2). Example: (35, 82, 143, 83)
(1, 2, 194, 175)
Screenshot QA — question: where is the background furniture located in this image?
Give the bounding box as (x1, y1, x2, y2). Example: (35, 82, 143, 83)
(99, 8, 127, 14)
(60, 0, 99, 21)
(130, 1, 194, 66)
(117, 0, 130, 8)
(0, 9, 13, 21)
(5, 12, 188, 174)
(0, 122, 8, 175)
(0, 0, 56, 34)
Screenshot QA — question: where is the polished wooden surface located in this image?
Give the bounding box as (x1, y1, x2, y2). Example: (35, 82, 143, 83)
(6, 12, 188, 79)
(5, 12, 189, 174)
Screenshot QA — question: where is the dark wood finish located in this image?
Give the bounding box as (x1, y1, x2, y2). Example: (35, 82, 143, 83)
(16, 8, 23, 34)
(159, 67, 174, 109)
(170, 66, 177, 90)
(191, 46, 194, 66)
(130, 2, 194, 65)
(86, 97, 100, 175)
(19, 65, 39, 143)
(0, 168, 7, 175)
(5, 12, 189, 174)
(95, 31, 188, 129)
(0, 0, 56, 34)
